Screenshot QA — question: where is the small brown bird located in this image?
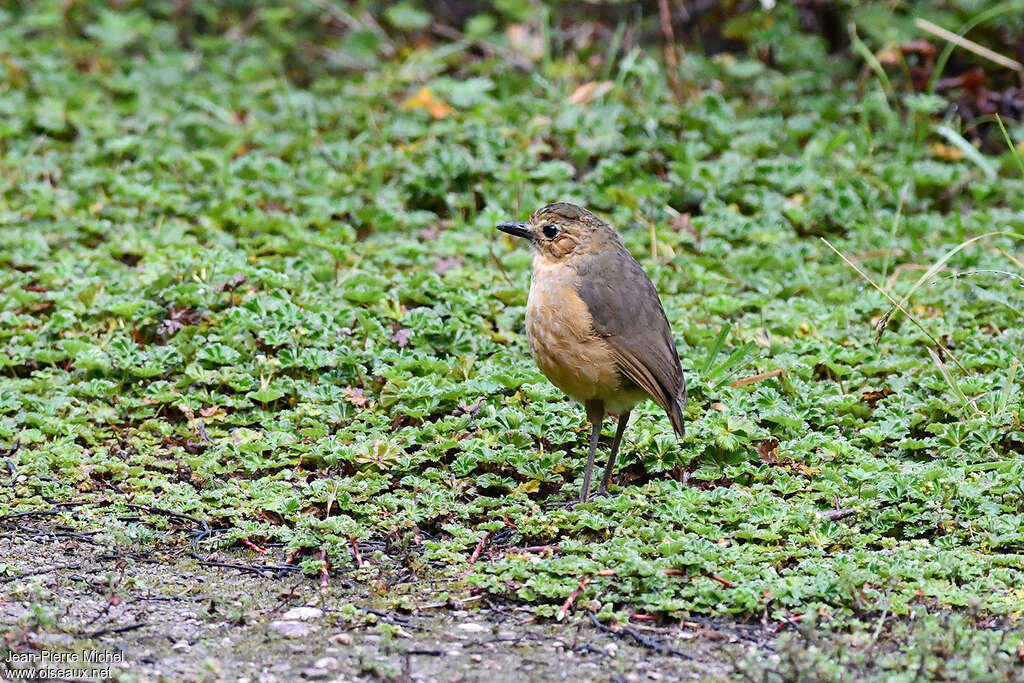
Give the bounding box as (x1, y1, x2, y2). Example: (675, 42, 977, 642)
(497, 202, 686, 502)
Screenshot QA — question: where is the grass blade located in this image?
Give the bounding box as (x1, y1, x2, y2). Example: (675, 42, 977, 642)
(926, 347, 978, 416)
(994, 113, 1024, 179)
(708, 342, 756, 387)
(703, 323, 731, 376)
(601, 21, 627, 81)
(848, 22, 892, 95)
(878, 231, 1022, 338)
(936, 125, 996, 179)
(822, 237, 970, 375)
(881, 182, 910, 282)
(995, 361, 1019, 417)
(926, 2, 1022, 94)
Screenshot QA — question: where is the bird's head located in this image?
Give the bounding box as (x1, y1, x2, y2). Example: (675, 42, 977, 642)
(496, 202, 619, 263)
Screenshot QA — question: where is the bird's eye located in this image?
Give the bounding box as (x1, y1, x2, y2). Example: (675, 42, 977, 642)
(542, 224, 559, 239)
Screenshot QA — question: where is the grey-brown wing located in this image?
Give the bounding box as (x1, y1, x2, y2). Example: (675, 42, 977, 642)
(576, 247, 687, 436)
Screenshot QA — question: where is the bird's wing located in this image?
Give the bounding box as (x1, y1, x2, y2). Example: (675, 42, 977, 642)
(575, 247, 687, 436)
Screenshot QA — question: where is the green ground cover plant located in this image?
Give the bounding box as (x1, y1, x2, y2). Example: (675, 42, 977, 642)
(2, 1, 1024, 673)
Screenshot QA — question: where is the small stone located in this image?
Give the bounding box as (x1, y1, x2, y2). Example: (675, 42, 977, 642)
(314, 657, 339, 671)
(329, 632, 353, 646)
(456, 622, 485, 633)
(300, 667, 329, 680)
(282, 607, 323, 621)
(470, 654, 483, 663)
(172, 640, 191, 652)
(270, 620, 319, 638)
(33, 632, 75, 647)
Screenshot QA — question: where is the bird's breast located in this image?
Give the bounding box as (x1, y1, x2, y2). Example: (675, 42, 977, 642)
(525, 258, 640, 411)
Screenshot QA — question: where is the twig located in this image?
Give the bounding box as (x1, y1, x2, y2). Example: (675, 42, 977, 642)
(999, 248, 1024, 272)
(417, 595, 485, 610)
(657, 0, 685, 100)
(15, 524, 105, 545)
(914, 18, 1023, 75)
(224, 7, 261, 40)
(308, 0, 394, 54)
(359, 606, 411, 625)
(0, 509, 59, 523)
(557, 577, 591, 621)
(186, 552, 300, 577)
(489, 242, 513, 285)
(241, 538, 267, 554)
(0, 563, 82, 584)
(349, 536, 366, 568)
(869, 601, 890, 647)
(821, 238, 968, 374)
(773, 613, 804, 633)
(469, 532, 491, 564)
(123, 503, 211, 541)
(711, 574, 735, 588)
(822, 508, 856, 521)
(588, 612, 693, 659)
(320, 548, 329, 589)
(731, 368, 785, 387)
(430, 22, 533, 70)
(83, 622, 147, 639)
(886, 262, 953, 287)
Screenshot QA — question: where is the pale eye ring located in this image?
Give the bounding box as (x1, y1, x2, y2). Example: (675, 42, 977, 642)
(542, 224, 559, 239)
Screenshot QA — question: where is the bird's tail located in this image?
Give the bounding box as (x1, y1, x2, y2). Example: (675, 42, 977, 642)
(669, 375, 687, 438)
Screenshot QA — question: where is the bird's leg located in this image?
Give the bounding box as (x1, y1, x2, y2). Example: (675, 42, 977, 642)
(597, 410, 630, 497)
(579, 400, 605, 503)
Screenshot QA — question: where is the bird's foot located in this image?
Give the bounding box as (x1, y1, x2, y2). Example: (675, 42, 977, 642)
(545, 499, 580, 510)
(592, 486, 612, 499)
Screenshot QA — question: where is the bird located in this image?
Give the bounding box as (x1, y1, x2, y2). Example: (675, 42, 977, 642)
(497, 202, 687, 503)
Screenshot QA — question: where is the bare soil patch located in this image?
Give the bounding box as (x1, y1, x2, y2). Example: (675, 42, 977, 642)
(2, 531, 773, 682)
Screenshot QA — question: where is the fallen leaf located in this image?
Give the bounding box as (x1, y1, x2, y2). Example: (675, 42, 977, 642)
(506, 24, 544, 61)
(199, 405, 224, 418)
(390, 327, 412, 347)
(753, 328, 771, 348)
(420, 224, 442, 240)
(513, 480, 540, 494)
(757, 437, 781, 465)
(158, 305, 201, 338)
(671, 211, 696, 237)
(568, 81, 614, 105)
(434, 255, 464, 274)
(930, 143, 964, 160)
(455, 398, 484, 416)
(216, 273, 248, 292)
(342, 387, 370, 407)
(861, 387, 894, 405)
(400, 87, 454, 119)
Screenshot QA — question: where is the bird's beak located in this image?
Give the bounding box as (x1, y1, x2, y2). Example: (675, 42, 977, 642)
(496, 221, 533, 240)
